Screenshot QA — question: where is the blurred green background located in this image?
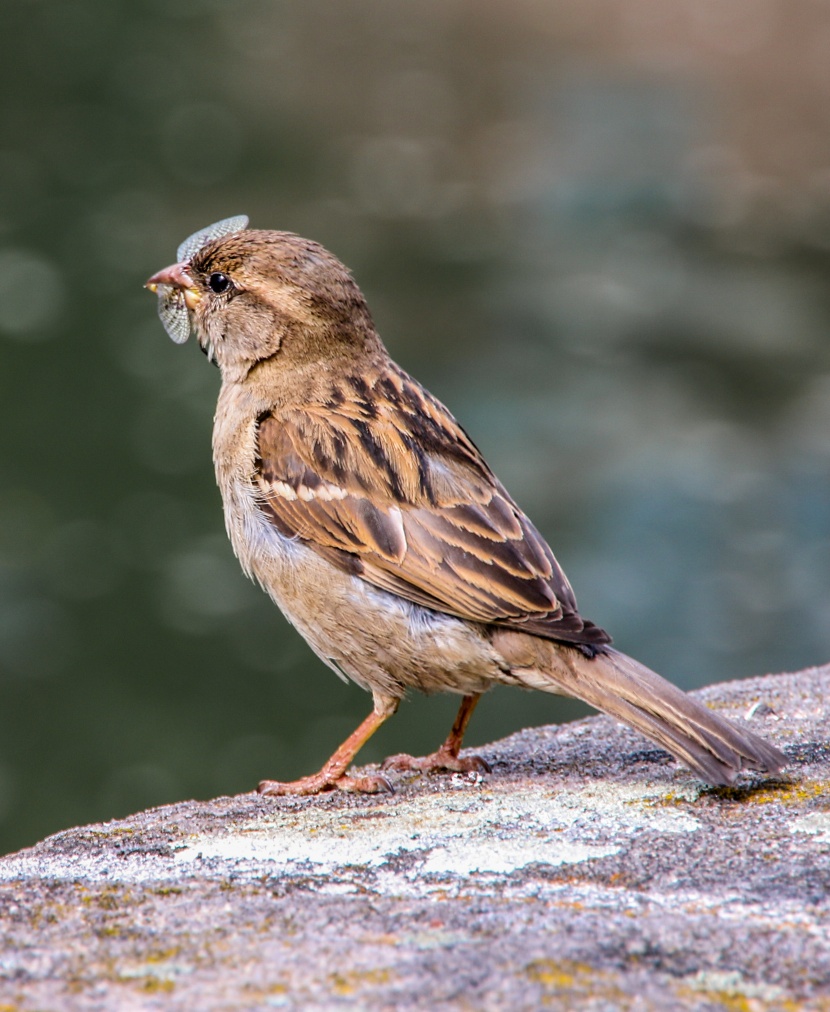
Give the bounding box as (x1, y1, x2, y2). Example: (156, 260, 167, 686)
(2, 0, 830, 855)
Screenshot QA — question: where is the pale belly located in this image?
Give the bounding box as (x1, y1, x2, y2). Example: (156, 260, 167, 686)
(225, 479, 509, 700)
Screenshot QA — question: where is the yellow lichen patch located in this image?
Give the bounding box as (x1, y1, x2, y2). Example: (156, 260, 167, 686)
(688, 992, 750, 1012)
(111, 949, 186, 996)
(675, 986, 803, 1012)
(87, 828, 136, 839)
(241, 982, 290, 1005)
(527, 959, 594, 989)
(549, 899, 585, 913)
(144, 946, 181, 964)
(652, 779, 829, 812)
(525, 960, 634, 1008)
(329, 968, 392, 996)
(80, 885, 133, 910)
(712, 780, 828, 807)
(647, 790, 698, 808)
(140, 978, 175, 994)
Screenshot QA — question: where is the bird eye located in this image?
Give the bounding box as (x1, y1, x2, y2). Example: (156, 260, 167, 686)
(208, 272, 232, 294)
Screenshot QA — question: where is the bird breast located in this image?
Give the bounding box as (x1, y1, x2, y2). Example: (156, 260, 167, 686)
(212, 381, 508, 699)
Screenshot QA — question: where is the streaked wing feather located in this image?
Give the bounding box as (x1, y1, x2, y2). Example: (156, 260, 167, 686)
(254, 367, 609, 647)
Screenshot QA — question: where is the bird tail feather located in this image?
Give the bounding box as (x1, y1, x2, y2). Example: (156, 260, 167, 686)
(497, 636, 785, 786)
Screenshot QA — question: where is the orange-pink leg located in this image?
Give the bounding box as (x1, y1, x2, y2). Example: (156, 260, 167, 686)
(258, 695, 399, 797)
(382, 693, 491, 775)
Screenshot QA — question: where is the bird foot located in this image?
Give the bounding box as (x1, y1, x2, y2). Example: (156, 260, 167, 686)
(258, 771, 393, 797)
(381, 748, 491, 776)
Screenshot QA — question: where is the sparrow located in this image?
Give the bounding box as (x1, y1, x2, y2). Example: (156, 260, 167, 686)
(146, 216, 786, 796)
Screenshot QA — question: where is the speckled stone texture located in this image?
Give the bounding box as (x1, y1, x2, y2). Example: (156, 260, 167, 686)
(0, 666, 828, 1011)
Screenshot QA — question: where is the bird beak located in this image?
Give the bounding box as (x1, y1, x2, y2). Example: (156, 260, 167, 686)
(145, 262, 202, 311)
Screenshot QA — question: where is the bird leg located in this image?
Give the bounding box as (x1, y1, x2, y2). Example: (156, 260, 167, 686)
(258, 695, 399, 796)
(382, 693, 491, 775)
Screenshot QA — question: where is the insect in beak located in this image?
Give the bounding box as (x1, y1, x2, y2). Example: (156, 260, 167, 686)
(145, 263, 202, 344)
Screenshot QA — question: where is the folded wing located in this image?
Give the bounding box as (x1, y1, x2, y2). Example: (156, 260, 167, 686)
(254, 367, 610, 649)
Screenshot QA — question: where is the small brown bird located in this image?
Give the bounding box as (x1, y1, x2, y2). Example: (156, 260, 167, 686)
(146, 216, 785, 795)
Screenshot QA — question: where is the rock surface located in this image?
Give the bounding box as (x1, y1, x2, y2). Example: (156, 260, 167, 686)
(1, 667, 828, 1010)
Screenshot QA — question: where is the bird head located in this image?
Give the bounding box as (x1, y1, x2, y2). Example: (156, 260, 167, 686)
(146, 217, 378, 382)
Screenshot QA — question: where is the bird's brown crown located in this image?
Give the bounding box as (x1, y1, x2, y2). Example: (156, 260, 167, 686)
(186, 230, 381, 379)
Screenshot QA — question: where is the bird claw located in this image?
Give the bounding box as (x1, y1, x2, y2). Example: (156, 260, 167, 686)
(381, 750, 492, 776)
(337, 772, 394, 794)
(257, 770, 393, 797)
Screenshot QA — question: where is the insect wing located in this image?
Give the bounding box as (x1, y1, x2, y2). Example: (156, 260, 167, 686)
(156, 284, 191, 344)
(176, 215, 249, 263)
